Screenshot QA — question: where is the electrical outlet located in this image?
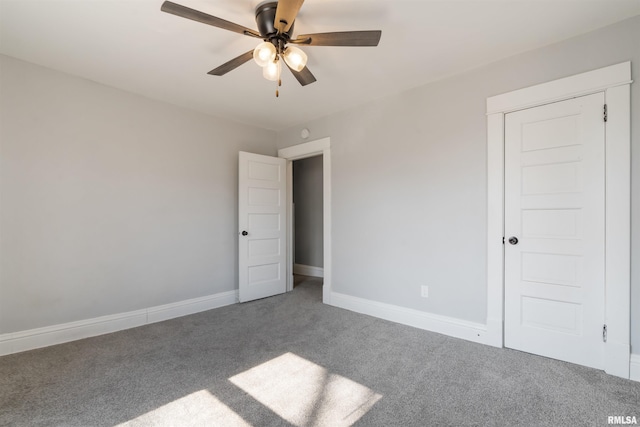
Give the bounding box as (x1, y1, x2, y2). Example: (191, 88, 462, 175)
(421, 285, 429, 298)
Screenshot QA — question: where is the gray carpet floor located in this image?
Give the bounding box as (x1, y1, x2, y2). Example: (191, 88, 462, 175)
(1, 276, 639, 427)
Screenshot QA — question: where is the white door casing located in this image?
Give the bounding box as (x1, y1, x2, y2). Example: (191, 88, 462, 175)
(504, 93, 605, 369)
(486, 61, 632, 378)
(238, 152, 287, 303)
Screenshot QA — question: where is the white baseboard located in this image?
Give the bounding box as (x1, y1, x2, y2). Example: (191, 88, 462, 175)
(146, 291, 237, 324)
(294, 264, 324, 278)
(630, 354, 640, 382)
(0, 290, 238, 357)
(329, 291, 491, 346)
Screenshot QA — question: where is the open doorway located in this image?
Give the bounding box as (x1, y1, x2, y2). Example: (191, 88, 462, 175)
(292, 155, 323, 291)
(278, 137, 332, 304)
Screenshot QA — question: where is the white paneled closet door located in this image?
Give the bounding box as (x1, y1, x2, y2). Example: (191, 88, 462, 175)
(504, 92, 605, 369)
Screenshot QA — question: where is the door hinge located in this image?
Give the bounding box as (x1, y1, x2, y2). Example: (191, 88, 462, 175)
(603, 324, 607, 342)
(604, 104, 608, 122)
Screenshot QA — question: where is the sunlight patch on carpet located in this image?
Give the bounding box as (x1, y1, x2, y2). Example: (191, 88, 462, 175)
(115, 389, 250, 427)
(229, 352, 382, 427)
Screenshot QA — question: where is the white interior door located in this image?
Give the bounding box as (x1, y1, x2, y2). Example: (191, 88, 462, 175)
(238, 152, 287, 303)
(504, 92, 605, 369)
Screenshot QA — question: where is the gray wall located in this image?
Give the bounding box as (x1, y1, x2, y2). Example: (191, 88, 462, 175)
(277, 16, 640, 352)
(0, 55, 277, 333)
(293, 156, 323, 268)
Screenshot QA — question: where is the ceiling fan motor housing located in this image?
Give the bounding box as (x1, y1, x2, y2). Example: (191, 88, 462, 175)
(255, 1, 294, 41)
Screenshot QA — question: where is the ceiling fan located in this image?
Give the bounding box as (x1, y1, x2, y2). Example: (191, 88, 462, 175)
(161, 0, 382, 96)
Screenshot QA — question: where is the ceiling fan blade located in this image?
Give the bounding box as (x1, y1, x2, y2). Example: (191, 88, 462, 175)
(286, 63, 316, 86)
(292, 30, 382, 47)
(161, 1, 261, 38)
(274, 0, 304, 34)
(208, 50, 255, 76)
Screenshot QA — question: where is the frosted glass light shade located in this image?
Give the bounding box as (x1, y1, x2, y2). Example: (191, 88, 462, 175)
(253, 42, 276, 67)
(263, 59, 281, 81)
(283, 46, 307, 72)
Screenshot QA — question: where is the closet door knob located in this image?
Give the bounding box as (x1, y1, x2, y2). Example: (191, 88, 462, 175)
(241, 231, 248, 236)
(508, 236, 519, 245)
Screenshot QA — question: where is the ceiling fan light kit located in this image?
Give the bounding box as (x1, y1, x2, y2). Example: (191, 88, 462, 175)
(161, 0, 382, 96)
(282, 46, 307, 72)
(263, 58, 282, 82)
(253, 41, 277, 67)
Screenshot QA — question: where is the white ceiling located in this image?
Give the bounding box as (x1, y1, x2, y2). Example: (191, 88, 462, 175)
(1, 0, 639, 131)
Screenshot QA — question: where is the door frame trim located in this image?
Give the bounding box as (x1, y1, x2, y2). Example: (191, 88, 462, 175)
(485, 62, 632, 378)
(278, 138, 332, 304)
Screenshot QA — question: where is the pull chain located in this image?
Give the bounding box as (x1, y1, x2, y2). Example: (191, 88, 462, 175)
(275, 56, 282, 98)
(275, 41, 284, 98)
